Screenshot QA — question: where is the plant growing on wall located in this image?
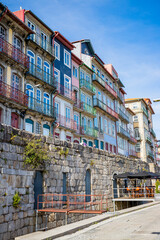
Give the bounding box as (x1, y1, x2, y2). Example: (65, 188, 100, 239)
(12, 192, 21, 208)
(23, 138, 49, 169)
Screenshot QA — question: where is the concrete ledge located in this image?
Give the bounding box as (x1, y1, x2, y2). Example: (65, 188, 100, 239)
(15, 201, 160, 240)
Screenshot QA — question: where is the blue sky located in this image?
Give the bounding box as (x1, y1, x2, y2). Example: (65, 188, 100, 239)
(4, 0, 160, 139)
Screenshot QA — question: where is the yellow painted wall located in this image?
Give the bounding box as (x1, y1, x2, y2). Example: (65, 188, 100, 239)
(8, 28, 13, 44)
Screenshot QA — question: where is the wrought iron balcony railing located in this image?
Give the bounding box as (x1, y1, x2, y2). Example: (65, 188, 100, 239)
(81, 126, 98, 138)
(27, 33, 54, 56)
(93, 98, 118, 120)
(0, 37, 29, 69)
(56, 114, 77, 131)
(117, 90, 124, 103)
(118, 108, 129, 122)
(27, 96, 55, 118)
(56, 82, 73, 100)
(0, 81, 28, 106)
(117, 125, 130, 138)
(82, 102, 96, 116)
(92, 73, 117, 98)
(129, 150, 137, 157)
(27, 62, 55, 87)
(80, 79, 96, 94)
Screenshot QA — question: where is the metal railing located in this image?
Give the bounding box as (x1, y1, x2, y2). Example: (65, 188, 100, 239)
(0, 37, 29, 68)
(56, 114, 77, 131)
(147, 151, 154, 159)
(113, 187, 155, 199)
(27, 96, 55, 117)
(118, 108, 129, 122)
(93, 98, 118, 119)
(82, 102, 96, 116)
(92, 73, 117, 98)
(72, 98, 84, 110)
(81, 126, 98, 138)
(28, 62, 55, 87)
(27, 33, 54, 56)
(80, 79, 96, 94)
(56, 82, 73, 100)
(0, 81, 28, 106)
(117, 125, 130, 138)
(117, 90, 124, 103)
(129, 150, 137, 157)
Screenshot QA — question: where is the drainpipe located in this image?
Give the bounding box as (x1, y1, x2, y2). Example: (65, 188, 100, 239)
(0, 4, 7, 22)
(52, 91, 59, 137)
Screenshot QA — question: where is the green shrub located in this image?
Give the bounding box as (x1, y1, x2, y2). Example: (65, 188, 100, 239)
(13, 192, 21, 208)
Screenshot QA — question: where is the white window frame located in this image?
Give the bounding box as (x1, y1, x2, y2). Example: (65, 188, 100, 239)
(54, 67, 60, 84)
(54, 41, 60, 60)
(73, 65, 78, 78)
(64, 49, 71, 68)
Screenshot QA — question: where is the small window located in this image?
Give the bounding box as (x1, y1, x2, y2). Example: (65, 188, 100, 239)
(73, 66, 78, 78)
(133, 103, 138, 109)
(135, 143, 140, 152)
(133, 115, 138, 122)
(54, 41, 60, 60)
(64, 49, 71, 68)
(0, 25, 6, 39)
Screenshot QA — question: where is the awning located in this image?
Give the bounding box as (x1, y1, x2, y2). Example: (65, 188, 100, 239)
(114, 171, 160, 179)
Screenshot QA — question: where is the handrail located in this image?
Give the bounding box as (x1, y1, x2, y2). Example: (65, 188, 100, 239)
(80, 79, 96, 94)
(93, 98, 118, 119)
(118, 108, 129, 122)
(0, 81, 28, 106)
(0, 37, 29, 68)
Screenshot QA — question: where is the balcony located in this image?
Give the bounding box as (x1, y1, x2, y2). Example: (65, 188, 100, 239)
(0, 81, 28, 108)
(92, 73, 117, 99)
(117, 90, 124, 103)
(129, 135, 137, 144)
(93, 98, 118, 120)
(56, 83, 74, 102)
(150, 128, 156, 138)
(118, 108, 129, 123)
(81, 126, 98, 138)
(72, 98, 84, 112)
(26, 63, 56, 89)
(117, 125, 130, 139)
(82, 102, 96, 117)
(56, 114, 77, 132)
(27, 96, 55, 118)
(80, 79, 96, 95)
(146, 136, 152, 145)
(0, 37, 29, 69)
(27, 33, 54, 58)
(147, 151, 154, 160)
(129, 150, 137, 157)
(142, 107, 148, 117)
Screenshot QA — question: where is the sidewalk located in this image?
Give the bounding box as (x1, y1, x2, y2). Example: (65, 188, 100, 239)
(15, 201, 160, 240)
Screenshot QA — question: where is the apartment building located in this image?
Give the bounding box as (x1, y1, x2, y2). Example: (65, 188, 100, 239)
(105, 64, 137, 157)
(125, 98, 156, 163)
(72, 39, 118, 152)
(0, 3, 32, 130)
(14, 9, 56, 136)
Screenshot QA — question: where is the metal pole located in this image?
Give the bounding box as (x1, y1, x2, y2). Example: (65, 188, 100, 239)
(65, 212, 68, 225)
(113, 200, 116, 213)
(36, 210, 38, 232)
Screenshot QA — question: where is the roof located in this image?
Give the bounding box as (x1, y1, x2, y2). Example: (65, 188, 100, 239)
(80, 63, 94, 73)
(24, 10, 54, 33)
(125, 98, 148, 107)
(0, 4, 34, 34)
(71, 52, 82, 65)
(94, 53, 104, 65)
(55, 31, 75, 50)
(72, 39, 95, 55)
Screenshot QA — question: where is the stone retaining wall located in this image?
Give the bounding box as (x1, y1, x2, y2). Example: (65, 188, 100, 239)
(0, 123, 155, 239)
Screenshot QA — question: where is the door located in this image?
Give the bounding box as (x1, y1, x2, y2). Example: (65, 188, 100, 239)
(34, 171, 43, 209)
(27, 50, 35, 74)
(85, 169, 91, 202)
(26, 84, 34, 109)
(113, 174, 118, 198)
(63, 173, 67, 202)
(12, 74, 20, 100)
(44, 61, 50, 83)
(13, 36, 21, 61)
(64, 77, 70, 97)
(11, 113, 19, 128)
(44, 93, 50, 115)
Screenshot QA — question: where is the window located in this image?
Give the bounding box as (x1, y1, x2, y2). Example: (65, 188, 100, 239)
(74, 114, 79, 130)
(54, 68, 60, 86)
(82, 117, 86, 130)
(94, 139, 99, 149)
(26, 84, 34, 109)
(25, 119, 34, 133)
(100, 141, 104, 150)
(64, 49, 71, 68)
(41, 32, 48, 50)
(103, 95, 106, 104)
(81, 93, 86, 103)
(106, 78, 109, 84)
(12, 74, 20, 100)
(88, 141, 93, 147)
(66, 107, 71, 122)
(87, 97, 91, 106)
(110, 144, 113, 153)
(94, 117, 98, 128)
(27, 50, 35, 74)
(37, 56, 42, 74)
(36, 122, 41, 134)
(54, 41, 60, 60)
(111, 101, 114, 110)
(105, 142, 108, 151)
(114, 146, 116, 154)
(97, 69, 100, 76)
(133, 115, 138, 122)
(86, 74, 90, 83)
(73, 90, 78, 103)
(73, 66, 78, 78)
(27, 21, 35, 41)
(98, 91, 101, 101)
(112, 124, 115, 137)
(43, 124, 50, 136)
(44, 61, 50, 83)
(0, 25, 6, 39)
(110, 82, 113, 88)
(13, 36, 21, 50)
(36, 89, 41, 103)
(100, 116, 103, 132)
(108, 121, 111, 135)
(133, 103, 138, 109)
(55, 102, 59, 118)
(101, 74, 104, 81)
(135, 128, 140, 139)
(66, 136, 71, 142)
(104, 119, 107, 133)
(80, 70, 85, 80)
(43, 93, 50, 115)
(64, 75, 71, 96)
(0, 66, 4, 81)
(135, 143, 140, 152)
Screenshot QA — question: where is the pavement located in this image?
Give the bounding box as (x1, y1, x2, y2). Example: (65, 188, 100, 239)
(15, 201, 160, 240)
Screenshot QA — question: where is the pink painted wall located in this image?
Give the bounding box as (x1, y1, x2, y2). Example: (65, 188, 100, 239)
(72, 60, 79, 89)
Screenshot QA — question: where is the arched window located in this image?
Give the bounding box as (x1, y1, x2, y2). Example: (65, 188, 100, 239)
(25, 118, 34, 133)
(74, 140, 79, 144)
(85, 169, 91, 202)
(44, 61, 50, 83)
(27, 50, 35, 74)
(0, 25, 6, 39)
(26, 84, 34, 109)
(0, 65, 4, 82)
(88, 141, 93, 147)
(43, 124, 50, 136)
(11, 112, 19, 129)
(43, 93, 50, 115)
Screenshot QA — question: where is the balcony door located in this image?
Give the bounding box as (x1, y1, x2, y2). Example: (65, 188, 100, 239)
(44, 93, 50, 115)
(64, 76, 70, 97)
(11, 113, 19, 129)
(26, 84, 34, 109)
(44, 61, 50, 83)
(12, 74, 20, 101)
(0, 66, 3, 82)
(66, 107, 71, 128)
(27, 50, 35, 75)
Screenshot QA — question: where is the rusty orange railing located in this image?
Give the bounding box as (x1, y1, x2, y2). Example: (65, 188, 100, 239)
(37, 193, 108, 214)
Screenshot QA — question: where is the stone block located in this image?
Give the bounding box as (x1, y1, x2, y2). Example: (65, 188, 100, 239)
(8, 221, 15, 232)
(4, 213, 12, 222)
(0, 215, 4, 224)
